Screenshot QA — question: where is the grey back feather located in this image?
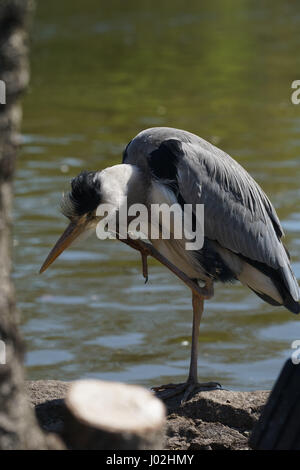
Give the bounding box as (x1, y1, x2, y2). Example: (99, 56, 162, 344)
(124, 127, 299, 301)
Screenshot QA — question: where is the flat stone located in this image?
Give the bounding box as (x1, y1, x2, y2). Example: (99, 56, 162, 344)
(26, 380, 70, 406)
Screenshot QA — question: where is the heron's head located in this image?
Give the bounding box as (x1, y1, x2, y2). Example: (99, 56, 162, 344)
(39, 171, 102, 273)
(39, 164, 142, 273)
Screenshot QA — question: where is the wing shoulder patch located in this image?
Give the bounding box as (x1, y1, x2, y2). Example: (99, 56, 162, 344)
(148, 139, 182, 181)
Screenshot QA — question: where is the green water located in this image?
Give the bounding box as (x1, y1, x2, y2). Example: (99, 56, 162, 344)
(14, 0, 300, 390)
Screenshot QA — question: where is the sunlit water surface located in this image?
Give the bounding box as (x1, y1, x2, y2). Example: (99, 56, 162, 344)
(14, 1, 300, 390)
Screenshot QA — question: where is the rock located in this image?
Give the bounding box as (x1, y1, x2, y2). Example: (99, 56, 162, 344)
(25, 380, 269, 450)
(25, 381, 70, 435)
(164, 389, 269, 450)
(26, 380, 70, 406)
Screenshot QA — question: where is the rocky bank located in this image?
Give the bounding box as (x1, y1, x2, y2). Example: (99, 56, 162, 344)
(25, 380, 268, 450)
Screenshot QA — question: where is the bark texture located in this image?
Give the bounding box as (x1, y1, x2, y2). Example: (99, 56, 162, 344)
(0, 0, 61, 449)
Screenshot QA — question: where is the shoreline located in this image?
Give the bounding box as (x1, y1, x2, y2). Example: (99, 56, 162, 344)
(25, 380, 269, 450)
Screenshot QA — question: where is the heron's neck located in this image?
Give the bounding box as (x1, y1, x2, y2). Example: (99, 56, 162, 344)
(97, 164, 147, 208)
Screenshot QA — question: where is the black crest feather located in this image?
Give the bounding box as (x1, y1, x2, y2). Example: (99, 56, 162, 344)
(61, 171, 101, 218)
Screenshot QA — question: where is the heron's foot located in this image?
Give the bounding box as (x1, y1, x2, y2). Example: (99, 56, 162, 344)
(152, 380, 222, 404)
(140, 251, 148, 283)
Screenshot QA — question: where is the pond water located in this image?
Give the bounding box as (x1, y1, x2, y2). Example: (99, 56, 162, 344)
(14, 1, 300, 390)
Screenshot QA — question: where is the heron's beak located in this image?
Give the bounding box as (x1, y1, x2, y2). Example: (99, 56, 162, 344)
(39, 220, 87, 274)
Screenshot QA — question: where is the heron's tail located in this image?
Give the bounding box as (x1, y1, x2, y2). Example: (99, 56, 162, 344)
(237, 250, 300, 314)
(278, 250, 300, 313)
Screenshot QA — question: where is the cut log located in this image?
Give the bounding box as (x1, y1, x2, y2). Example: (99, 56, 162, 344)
(63, 380, 166, 450)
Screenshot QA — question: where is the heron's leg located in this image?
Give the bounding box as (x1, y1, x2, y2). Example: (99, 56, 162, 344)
(117, 235, 221, 402)
(152, 291, 221, 403)
(117, 235, 213, 299)
(187, 292, 204, 384)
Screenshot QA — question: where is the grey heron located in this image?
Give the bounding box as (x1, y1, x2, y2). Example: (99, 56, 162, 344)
(40, 127, 300, 400)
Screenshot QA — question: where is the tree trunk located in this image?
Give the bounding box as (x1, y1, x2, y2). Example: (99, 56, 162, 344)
(0, 0, 62, 450)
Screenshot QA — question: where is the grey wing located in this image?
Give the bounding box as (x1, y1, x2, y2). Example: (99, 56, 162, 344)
(123, 128, 299, 302)
(172, 139, 299, 302)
